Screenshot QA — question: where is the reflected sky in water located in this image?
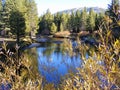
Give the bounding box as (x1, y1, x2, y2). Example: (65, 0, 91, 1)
(37, 42, 83, 84)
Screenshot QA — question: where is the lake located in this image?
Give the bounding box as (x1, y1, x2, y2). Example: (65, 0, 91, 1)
(24, 38, 88, 84)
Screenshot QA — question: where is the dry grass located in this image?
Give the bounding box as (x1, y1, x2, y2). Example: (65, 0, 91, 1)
(0, 42, 42, 90)
(54, 31, 70, 38)
(60, 29, 120, 90)
(0, 27, 120, 90)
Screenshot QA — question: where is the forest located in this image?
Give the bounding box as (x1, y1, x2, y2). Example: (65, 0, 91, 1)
(0, 0, 120, 90)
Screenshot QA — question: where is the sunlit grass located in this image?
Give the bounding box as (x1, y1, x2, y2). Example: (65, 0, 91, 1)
(0, 27, 120, 90)
(60, 29, 120, 90)
(0, 42, 42, 90)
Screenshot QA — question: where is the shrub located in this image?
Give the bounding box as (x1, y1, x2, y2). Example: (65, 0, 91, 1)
(0, 42, 42, 90)
(60, 29, 120, 90)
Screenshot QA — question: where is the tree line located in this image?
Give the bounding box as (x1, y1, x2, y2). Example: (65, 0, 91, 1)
(38, 8, 104, 34)
(38, 0, 120, 36)
(0, 0, 119, 38)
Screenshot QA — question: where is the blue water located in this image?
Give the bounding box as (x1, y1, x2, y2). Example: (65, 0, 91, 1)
(37, 42, 83, 84)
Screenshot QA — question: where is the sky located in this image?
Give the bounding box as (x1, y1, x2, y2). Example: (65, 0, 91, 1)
(35, 0, 112, 16)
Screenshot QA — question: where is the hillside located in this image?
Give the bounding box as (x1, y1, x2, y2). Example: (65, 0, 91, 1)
(56, 7, 106, 14)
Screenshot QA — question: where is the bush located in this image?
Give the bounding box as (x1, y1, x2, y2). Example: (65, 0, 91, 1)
(0, 42, 42, 89)
(60, 29, 120, 90)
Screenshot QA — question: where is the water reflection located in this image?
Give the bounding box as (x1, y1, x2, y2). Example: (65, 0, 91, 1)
(37, 40, 82, 84)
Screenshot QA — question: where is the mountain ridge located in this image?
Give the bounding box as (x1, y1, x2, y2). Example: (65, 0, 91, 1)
(55, 7, 106, 14)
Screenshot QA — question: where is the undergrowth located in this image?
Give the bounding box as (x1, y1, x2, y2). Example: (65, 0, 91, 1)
(0, 29, 120, 90)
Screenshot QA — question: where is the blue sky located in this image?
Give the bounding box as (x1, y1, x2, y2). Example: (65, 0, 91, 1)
(35, 0, 111, 16)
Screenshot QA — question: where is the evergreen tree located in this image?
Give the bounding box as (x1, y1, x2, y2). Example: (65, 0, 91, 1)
(4, 0, 38, 36)
(68, 11, 76, 32)
(75, 10, 81, 33)
(54, 12, 61, 32)
(1, 0, 26, 38)
(106, 0, 120, 38)
(106, 0, 119, 25)
(65, 13, 71, 30)
(0, 0, 10, 36)
(60, 13, 70, 31)
(45, 9, 54, 31)
(50, 22, 57, 34)
(80, 7, 87, 31)
(95, 13, 104, 30)
(0, 0, 3, 33)
(0, 0, 2, 10)
(24, 0, 38, 35)
(38, 9, 53, 34)
(5, 0, 26, 12)
(87, 8, 96, 33)
(9, 10, 25, 43)
(38, 16, 46, 34)
(60, 23, 64, 32)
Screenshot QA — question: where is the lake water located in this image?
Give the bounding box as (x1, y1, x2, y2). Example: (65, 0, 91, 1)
(25, 39, 86, 84)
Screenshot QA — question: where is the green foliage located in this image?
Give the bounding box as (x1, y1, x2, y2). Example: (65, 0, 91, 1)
(0, 0, 38, 37)
(50, 22, 57, 34)
(87, 8, 96, 32)
(54, 12, 62, 32)
(38, 7, 106, 34)
(75, 10, 81, 32)
(38, 11, 70, 34)
(38, 9, 53, 34)
(95, 13, 105, 30)
(67, 9, 88, 33)
(24, 0, 38, 35)
(0, 0, 2, 10)
(60, 13, 70, 30)
(68, 11, 76, 32)
(0, 0, 10, 36)
(106, 0, 119, 25)
(60, 23, 64, 32)
(80, 7, 88, 31)
(105, 0, 120, 38)
(9, 11, 26, 37)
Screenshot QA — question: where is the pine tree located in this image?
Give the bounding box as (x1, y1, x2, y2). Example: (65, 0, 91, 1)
(45, 9, 54, 31)
(60, 23, 64, 32)
(4, 0, 26, 40)
(80, 7, 87, 31)
(95, 13, 104, 30)
(75, 10, 81, 33)
(38, 9, 53, 34)
(9, 10, 25, 43)
(60, 13, 70, 31)
(38, 16, 46, 34)
(24, 0, 38, 36)
(106, 0, 119, 24)
(5, 0, 38, 36)
(0, 0, 2, 33)
(65, 13, 71, 30)
(87, 8, 96, 33)
(68, 11, 76, 32)
(54, 12, 61, 32)
(0, 0, 2, 10)
(0, 0, 10, 36)
(50, 22, 57, 34)
(106, 0, 120, 38)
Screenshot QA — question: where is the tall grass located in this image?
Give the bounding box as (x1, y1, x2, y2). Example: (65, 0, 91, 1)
(0, 42, 42, 90)
(0, 27, 120, 90)
(60, 29, 120, 90)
